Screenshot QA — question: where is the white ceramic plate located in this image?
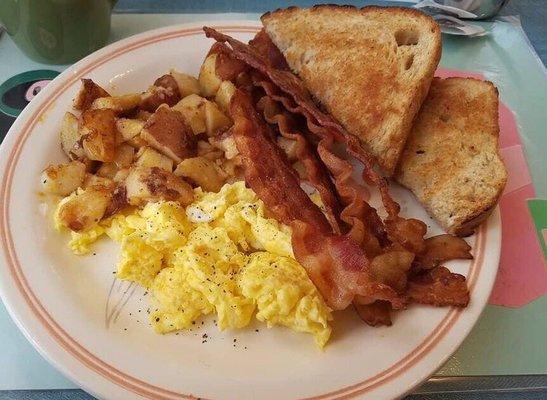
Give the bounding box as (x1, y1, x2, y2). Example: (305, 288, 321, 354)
(0, 21, 501, 400)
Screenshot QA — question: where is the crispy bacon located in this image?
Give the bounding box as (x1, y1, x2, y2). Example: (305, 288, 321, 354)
(257, 95, 343, 233)
(209, 27, 472, 319)
(414, 235, 473, 270)
(230, 89, 404, 310)
(204, 27, 433, 254)
(252, 74, 386, 251)
(407, 267, 470, 307)
(249, 29, 290, 70)
(229, 89, 331, 233)
(291, 221, 404, 310)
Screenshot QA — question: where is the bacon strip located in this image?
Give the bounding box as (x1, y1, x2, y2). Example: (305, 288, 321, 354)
(407, 267, 470, 307)
(252, 74, 387, 252)
(229, 89, 331, 233)
(204, 28, 417, 250)
(249, 29, 290, 70)
(230, 89, 404, 311)
(257, 95, 344, 233)
(414, 235, 473, 270)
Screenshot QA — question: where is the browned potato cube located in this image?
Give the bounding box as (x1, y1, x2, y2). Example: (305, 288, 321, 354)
(170, 69, 201, 97)
(97, 144, 135, 178)
(125, 166, 194, 206)
(82, 174, 116, 191)
(135, 147, 173, 171)
(91, 94, 141, 114)
(215, 81, 236, 112)
(116, 118, 145, 142)
(137, 74, 181, 114)
(198, 54, 222, 97)
(171, 94, 207, 135)
(204, 101, 232, 136)
(73, 79, 110, 111)
(56, 186, 112, 231)
(174, 156, 226, 192)
(41, 161, 86, 196)
(141, 107, 196, 163)
(60, 112, 85, 160)
(80, 109, 118, 162)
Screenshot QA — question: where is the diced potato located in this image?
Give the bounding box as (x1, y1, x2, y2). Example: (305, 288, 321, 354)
(215, 81, 236, 112)
(140, 85, 180, 113)
(210, 134, 238, 159)
(80, 109, 118, 162)
(113, 144, 135, 168)
(171, 94, 207, 135)
(82, 174, 115, 191)
(141, 107, 196, 163)
(174, 156, 226, 192)
(91, 94, 141, 114)
(60, 112, 85, 160)
(56, 187, 112, 231)
(135, 147, 173, 171)
(113, 168, 130, 183)
(277, 137, 299, 161)
(170, 69, 201, 97)
(116, 118, 145, 142)
(204, 101, 232, 136)
(125, 166, 194, 206)
(198, 54, 222, 97)
(73, 79, 109, 111)
(41, 161, 86, 196)
(126, 134, 148, 149)
(97, 144, 134, 178)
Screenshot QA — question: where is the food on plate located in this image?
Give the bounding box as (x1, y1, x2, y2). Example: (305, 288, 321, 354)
(57, 182, 332, 347)
(395, 77, 508, 236)
(261, 5, 442, 174)
(40, 5, 505, 348)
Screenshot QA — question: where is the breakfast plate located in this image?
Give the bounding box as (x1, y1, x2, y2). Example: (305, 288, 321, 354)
(0, 21, 502, 400)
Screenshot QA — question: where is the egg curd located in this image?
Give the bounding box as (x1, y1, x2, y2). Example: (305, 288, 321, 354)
(56, 181, 332, 347)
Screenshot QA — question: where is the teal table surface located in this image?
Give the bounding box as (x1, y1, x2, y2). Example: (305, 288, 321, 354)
(0, 1, 545, 399)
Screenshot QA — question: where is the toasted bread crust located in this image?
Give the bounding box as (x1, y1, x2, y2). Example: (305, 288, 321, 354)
(262, 6, 441, 174)
(395, 77, 507, 236)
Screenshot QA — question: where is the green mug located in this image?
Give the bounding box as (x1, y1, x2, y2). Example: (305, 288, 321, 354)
(0, 0, 117, 65)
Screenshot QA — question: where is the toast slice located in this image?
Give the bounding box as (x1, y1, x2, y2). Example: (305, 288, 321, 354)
(395, 77, 507, 236)
(261, 5, 441, 174)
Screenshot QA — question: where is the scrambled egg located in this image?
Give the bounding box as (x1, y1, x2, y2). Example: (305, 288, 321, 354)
(55, 181, 332, 347)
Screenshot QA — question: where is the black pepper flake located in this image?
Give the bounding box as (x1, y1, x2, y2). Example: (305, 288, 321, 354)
(202, 333, 208, 339)
(416, 150, 425, 154)
(255, 329, 259, 333)
(124, 328, 127, 331)
(233, 338, 237, 343)
(155, 317, 160, 322)
(192, 321, 196, 325)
